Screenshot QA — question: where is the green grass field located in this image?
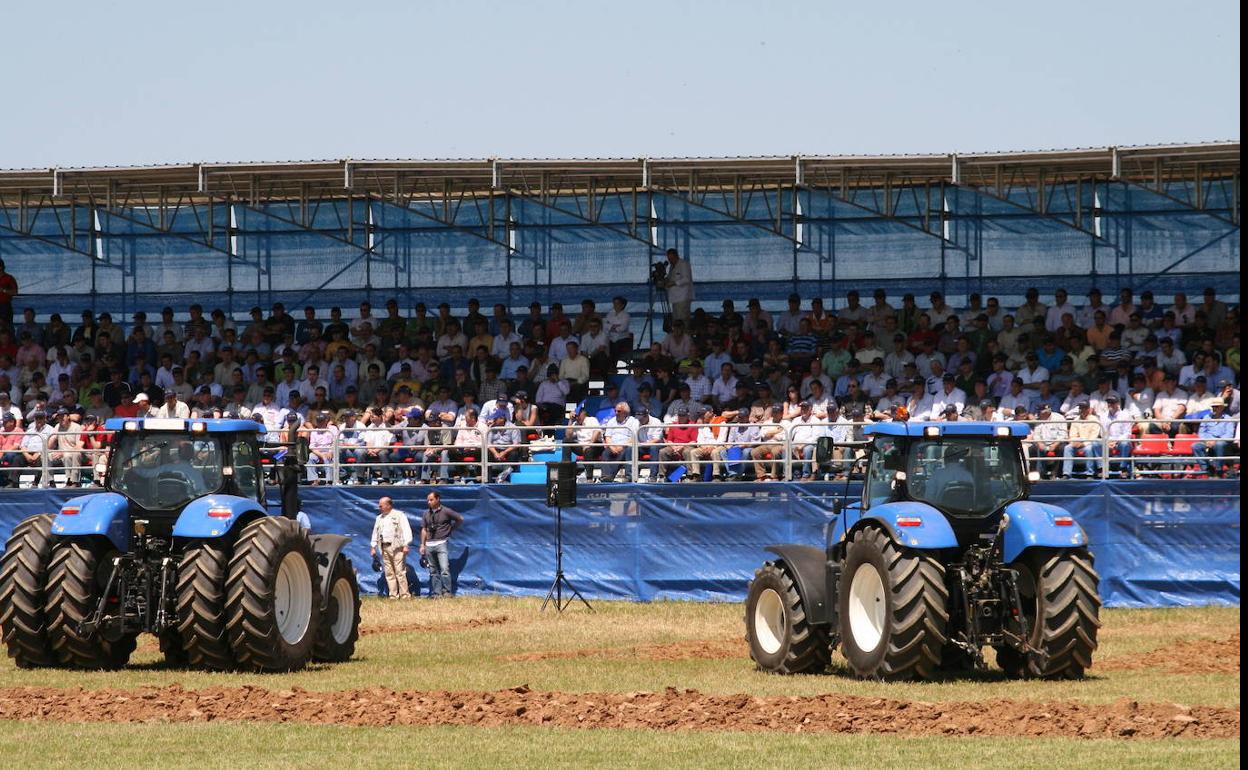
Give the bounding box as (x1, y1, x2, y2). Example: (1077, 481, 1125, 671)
(0, 598, 1239, 768)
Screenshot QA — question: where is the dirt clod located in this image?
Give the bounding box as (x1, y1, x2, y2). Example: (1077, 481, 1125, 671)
(0, 687, 1236, 740)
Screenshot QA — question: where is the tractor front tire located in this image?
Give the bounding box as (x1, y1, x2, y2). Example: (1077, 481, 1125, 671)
(744, 561, 831, 674)
(226, 518, 321, 671)
(0, 514, 58, 667)
(837, 527, 948, 681)
(998, 547, 1101, 679)
(176, 539, 235, 670)
(313, 555, 361, 662)
(45, 539, 136, 669)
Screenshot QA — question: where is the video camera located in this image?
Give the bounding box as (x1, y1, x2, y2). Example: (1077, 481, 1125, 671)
(650, 260, 668, 285)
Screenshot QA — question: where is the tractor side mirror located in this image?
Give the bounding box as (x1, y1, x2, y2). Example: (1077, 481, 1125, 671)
(294, 438, 310, 465)
(831, 499, 843, 516)
(1028, 471, 1041, 482)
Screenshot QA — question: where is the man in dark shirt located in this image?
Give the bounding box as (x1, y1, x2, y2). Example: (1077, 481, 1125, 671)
(419, 490, 464, 598)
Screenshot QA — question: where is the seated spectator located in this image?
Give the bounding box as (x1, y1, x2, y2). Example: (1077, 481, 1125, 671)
(787, 401, 824, 481)
(1030, 404, 1068, 479)
(485, 409, 521, 482)
(1062, 403, 1103, 478)
(1192, 399, 1238, 477)
(566, 404, 603, 468)
(658, 407, 698, 479)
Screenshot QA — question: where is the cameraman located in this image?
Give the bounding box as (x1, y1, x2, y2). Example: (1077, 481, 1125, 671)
(659, 248, 694, 325)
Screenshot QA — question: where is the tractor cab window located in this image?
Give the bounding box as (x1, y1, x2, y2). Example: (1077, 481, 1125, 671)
(108, 434, 224, 510)
(864, 436, 903, 509)
(231, 440, 261, 500)
(906, 438, 1025, 516)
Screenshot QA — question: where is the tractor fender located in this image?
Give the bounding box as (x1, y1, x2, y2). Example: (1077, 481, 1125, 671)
(833, 501, 959, 552)
(51, 493, 129, 551)
(1001, 501, 1088, 563)
(764, 545, 833, 627)
(310, 534, 351, 605)
(172, 495, 267, 539)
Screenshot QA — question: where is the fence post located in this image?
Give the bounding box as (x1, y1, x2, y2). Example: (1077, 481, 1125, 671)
(630, 425, 639, 482)
(40, 440, 50, 489)
(331, 432, 341, 485)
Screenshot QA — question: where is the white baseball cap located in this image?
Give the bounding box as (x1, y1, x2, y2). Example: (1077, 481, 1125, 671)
(135, 392, 150, 402)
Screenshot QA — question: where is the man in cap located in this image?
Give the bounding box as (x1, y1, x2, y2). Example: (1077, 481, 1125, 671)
(20, 410, 55, 484)
(304, 411, 339, 484)
(1030, 404, 1068, 480)
(1192, 398, 1238, 478)
(786, 401, 825, 481)
(658, 406, 698, 479)
(485, 408, 521, 482)
(156, 389, 191, 419)
(1062, 402, 1103, 478)
(48, 409, 87, 486)
(133, 392, 155, 418)
(1100, 394, 1135, 478)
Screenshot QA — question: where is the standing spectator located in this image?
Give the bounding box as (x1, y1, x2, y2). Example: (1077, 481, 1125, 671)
(419, 490, 463, 598)
(604, 296, 633, 359)
(0, 260, 17, 326)
(370, 496, 413, 599)
(660, 248, 694, 325)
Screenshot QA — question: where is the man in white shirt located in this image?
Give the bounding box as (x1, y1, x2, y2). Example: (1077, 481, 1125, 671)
(599, 402, 638, 482)
(930, 374, 967, 420)
(1044, 288, 1077, 333)
(660, 248, 694, 325)
(369, 496, 413, 599)
(752, 404, 788, 481)
(156, 392, 191, 419)
(604, 296, 632, 357)
(787, 401, 826, 481)
(710, 363, 739, 408)
(1108, 288, 1136, 328)
(776, 294, 804, 336)
(1015, 353, 1051, 397)
(567, 405, 602, 469)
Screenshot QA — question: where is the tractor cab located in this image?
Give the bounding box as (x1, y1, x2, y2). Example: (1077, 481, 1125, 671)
(860, 423, 1036, 540)
(102, 418, 265, 527)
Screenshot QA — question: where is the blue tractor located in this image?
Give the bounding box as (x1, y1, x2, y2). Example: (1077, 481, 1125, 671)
(0, 417, 361, 671)
(745, 422, 1101, 680)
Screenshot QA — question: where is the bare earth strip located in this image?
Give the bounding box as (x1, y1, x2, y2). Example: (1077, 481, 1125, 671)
(501, 637, 744, 662)
(1097, 635, 1239, 675)
(359, 614, 511, 637)
(0, 685, 1236, 739)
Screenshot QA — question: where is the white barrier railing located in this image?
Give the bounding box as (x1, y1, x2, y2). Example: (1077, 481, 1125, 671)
(0, 416, 1238, 488)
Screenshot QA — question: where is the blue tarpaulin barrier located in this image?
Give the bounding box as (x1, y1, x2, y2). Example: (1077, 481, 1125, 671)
(0, 481, 1237, 608)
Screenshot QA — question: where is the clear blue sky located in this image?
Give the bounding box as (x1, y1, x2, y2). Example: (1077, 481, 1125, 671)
(1, 0, 1239, 168)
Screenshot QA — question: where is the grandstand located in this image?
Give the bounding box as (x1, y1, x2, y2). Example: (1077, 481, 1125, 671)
(0, 142, 1239, 488)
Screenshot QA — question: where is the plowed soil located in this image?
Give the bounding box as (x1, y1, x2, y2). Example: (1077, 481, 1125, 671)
(501, 637, 745, 662)
(359, 614, 510, 637)
(0, 685, 1236, 739)
(1099, 635, 1240, 674)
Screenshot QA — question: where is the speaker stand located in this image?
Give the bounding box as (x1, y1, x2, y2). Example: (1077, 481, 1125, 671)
(540, 504, 593, 613)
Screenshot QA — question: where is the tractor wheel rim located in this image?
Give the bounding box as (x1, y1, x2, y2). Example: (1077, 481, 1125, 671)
(849, 563, 887, 652)
(754, 587, 786, 655)
(275, 551, 313, 645)
(329, 576, 355, 644)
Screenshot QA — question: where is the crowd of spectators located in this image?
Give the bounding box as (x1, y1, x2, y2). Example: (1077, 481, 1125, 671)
(0, 284, 1240, 487)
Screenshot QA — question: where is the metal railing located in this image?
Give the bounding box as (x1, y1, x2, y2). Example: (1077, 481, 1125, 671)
(0, 416, 1239, 489)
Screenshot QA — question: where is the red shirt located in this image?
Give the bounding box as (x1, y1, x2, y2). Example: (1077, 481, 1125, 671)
(0, 273, 16, 306)
(112, 403, 141, 418)
(664, 425, 698, 445)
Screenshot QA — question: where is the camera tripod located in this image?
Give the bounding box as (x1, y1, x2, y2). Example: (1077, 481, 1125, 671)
(540, 503, 594, 613)
(639, 279, 671, 347)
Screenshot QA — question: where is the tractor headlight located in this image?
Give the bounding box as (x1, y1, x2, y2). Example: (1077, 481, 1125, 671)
(996, 426, 1010, 436)
(123, 421, 139, 431)
(190, 421, 207, 433)
(924, 426, 940, 437)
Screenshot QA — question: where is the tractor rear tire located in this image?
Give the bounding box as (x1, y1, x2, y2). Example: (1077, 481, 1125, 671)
(837, 527, 949, 681)
(45, 539, 136, 669)
(176, 539, 235, 670)
(313, 555, 361, 662)
(997, 547, 1101, 679)
(744, 561, 831, 674)
(0, 514, 58, 667)
(226, 518, 321, 671)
